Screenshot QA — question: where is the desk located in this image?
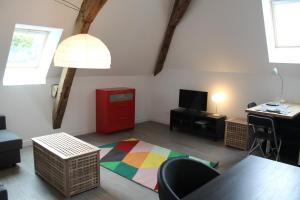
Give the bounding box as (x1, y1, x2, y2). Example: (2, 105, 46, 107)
(245, 103, 300, 119)
(182, 156, 300, 200)
(246, 102, 300, 165)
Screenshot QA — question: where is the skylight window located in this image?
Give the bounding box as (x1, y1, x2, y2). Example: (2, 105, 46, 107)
(262, 0, 300, 63)
(3, 24, 63, 86)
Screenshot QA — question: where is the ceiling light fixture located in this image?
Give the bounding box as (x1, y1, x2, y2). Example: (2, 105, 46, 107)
(54, 34, 111, 69)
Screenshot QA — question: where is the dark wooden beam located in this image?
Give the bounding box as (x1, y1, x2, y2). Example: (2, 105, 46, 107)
(153, 0, 192, 76)
(52, 0, 108, 129)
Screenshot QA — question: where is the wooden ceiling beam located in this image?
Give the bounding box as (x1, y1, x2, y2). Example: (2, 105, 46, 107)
(153, 0, 192, 76)
(52, 0, 108, 129)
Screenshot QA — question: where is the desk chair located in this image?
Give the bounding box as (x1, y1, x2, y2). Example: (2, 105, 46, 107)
(247, 102, 269, 148)
(248, 114, 282, 161)
(157, 158, 220, 200)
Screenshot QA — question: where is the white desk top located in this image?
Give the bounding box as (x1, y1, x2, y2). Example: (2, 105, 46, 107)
(245, 102, 300, 119)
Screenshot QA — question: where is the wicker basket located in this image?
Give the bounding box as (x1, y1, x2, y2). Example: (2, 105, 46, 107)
(225, 118, 252, 150)
(32, 132, 100, 197)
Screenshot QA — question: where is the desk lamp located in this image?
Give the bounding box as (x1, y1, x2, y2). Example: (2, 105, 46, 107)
(212, 92, 225, 116)
(272, 67, 284, 103)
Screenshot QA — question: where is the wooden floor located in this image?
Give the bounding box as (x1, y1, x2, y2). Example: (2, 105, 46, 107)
(0, 122, 247, 200)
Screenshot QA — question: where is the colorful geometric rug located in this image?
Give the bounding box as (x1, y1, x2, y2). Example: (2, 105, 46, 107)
(98, 138, 218, 192)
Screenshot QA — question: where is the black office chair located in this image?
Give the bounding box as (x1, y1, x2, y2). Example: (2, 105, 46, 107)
(157, 158, 220, 200)
(248, 114, 282, 161)
(247, 102, 269, 145)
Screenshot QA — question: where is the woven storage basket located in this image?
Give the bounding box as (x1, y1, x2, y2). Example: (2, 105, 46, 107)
(32, 132, 100, 197)
(225, 118, 252, 150)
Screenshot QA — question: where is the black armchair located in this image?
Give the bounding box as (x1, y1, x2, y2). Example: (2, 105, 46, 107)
(0, 115, 22, 168)
(157, 158, 220, 200)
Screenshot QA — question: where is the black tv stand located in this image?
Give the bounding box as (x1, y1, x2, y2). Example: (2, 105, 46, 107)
(170, 108, 226, 140)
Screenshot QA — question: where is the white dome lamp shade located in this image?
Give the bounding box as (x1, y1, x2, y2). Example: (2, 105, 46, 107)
(54, 34, 111, 69)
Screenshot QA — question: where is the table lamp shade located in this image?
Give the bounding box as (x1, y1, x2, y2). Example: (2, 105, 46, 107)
(54, 34, 111, 69)
(212, 92, 225, 104)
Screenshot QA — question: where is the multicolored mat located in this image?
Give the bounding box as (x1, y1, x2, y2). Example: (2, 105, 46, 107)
(99, 138, 218, 192)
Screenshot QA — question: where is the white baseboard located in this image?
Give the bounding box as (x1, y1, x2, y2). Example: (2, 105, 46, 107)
(148, 118, 169, 125)
(135, 118, 149, 124)
(70, 129, 96, 136)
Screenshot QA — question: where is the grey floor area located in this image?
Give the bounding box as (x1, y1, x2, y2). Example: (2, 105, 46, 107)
(0, 121, 247, 200)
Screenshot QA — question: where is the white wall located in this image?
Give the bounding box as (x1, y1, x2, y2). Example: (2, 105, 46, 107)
(0, 0, 81, 78)
(84, 0, 173, 76)
(0, 0, 173, 78)
(148, 0, 300, 123)
(0, 76, 150, 145)
(1, 0, 300, 145)
(149, 69, 300, 124)
(0, 0, 166, 145)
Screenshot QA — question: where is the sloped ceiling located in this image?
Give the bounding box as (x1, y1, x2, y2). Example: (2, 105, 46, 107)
(0, 0, 80, 79)
(163, 0, 300, 77)
(1, 0, 300, 79)
(82, 0, 173, 76)
(0, 0, 173, 79)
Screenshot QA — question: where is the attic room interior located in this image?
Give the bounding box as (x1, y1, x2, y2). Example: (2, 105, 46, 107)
(1, 0, 300, 199)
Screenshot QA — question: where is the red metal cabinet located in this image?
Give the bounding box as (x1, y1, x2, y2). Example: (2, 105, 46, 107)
(96, 88, 135, 134)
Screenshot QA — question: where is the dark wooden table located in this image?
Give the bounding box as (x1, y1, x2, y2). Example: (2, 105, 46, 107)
(182, 156, 300, 200)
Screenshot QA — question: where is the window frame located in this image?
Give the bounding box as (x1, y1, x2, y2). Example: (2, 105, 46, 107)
(3, 24, 63, 86)
(262, 0, 300, 63)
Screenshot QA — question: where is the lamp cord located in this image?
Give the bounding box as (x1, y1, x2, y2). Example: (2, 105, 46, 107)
(54, 0, 80, 12)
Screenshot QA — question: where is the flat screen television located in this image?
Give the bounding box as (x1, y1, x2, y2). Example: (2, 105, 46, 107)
(179, 89, 208, 111)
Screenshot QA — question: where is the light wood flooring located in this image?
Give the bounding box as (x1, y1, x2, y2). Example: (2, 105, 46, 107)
(0, 122, 247, 200)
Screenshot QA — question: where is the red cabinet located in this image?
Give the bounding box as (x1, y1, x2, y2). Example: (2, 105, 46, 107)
(96, 88, 135, 134)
